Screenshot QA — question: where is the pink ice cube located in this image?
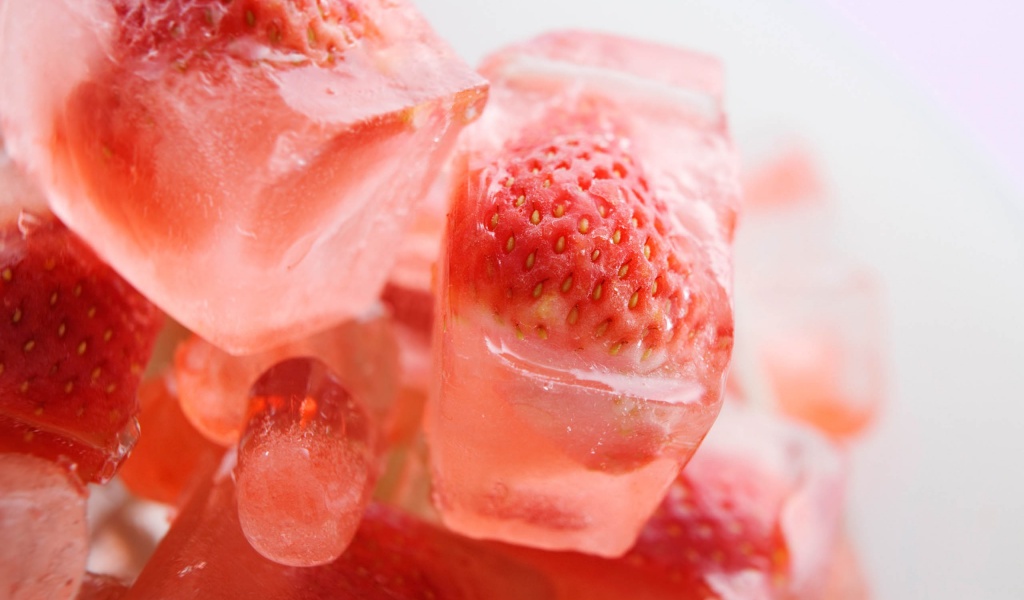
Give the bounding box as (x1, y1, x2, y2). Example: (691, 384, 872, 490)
(486, 403, 848, 600)
(0, 0, 487, 353)
(0, 136, 47, 223)
(235, 358, 377, 567)
(747, 266, 886, 438)
(174, 306, 398, 446)
(0, 453, 89, 600)
(427, 31, 739, 556)
(733, 142, 886, 438)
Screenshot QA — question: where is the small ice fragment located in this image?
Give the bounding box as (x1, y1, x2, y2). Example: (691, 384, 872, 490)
(0, 453, 88, 600)
(234, 357, 377, 567)
(174, 307, 399, 446)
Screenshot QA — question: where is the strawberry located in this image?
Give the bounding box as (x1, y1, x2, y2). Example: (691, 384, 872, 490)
(0, 211, 163, 482)
(431, 120, 735, 554)
(113, 0, 374, 68)
(625, 450, 792, 598)
(621, 406, 846, 599)
(449, 128, 732, 372)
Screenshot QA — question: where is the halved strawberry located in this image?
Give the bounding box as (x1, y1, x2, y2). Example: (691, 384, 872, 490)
(449, 127, 731, 373)
(0, 211, 163, 482)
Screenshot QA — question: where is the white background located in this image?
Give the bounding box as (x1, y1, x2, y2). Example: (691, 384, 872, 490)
(413, 1, 1024, 598)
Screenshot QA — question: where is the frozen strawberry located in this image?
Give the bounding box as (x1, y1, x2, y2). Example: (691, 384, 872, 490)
(622, 406, 846, 598)
(428, 31, 737, 556)
(450, 131, 727, 375)
(128, 455, 552, 600)
(0, 0, 487, 354)
(0, 212, 163, 482)
(117, 373, 222, 506)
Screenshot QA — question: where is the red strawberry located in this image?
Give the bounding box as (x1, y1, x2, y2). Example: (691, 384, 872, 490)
(449, 128, 732, 373)
(621, 406, 846, 599)
(429, 118, 735, 553)
(0, 211, 163, 482)
(625, 450, 792, 598)
(113, 0, 374, 67)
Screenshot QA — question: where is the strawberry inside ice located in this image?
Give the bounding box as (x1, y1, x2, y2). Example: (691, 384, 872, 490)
(113, 0, 372, 66)
(451, 131, 715, 365)
(0, 0, 487, 354)
(429, 30, 739, 557)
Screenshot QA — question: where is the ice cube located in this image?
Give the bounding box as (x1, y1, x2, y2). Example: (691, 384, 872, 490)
(0, 0, 487, 354)
(75, 573, 129, 600)
(822, 534, 871, 600)
(234, 357, 377, 567)
(117, 373, 223, 506)
(747, 266, 886, 437)
(0, 137, 47, 223)
(486, 404, 848, 599)
(174, 306, 398, 446)
(426, 31, 739, 556)
(733, 143, 886, 437)
(0, 453, 88, 600)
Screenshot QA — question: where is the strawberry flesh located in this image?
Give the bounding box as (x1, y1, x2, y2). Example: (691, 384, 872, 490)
(0, 212, 163, 482)
(113, 0, 373, 68)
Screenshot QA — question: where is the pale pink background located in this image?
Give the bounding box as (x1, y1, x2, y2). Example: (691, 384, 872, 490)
(815, 0, 1024, 194)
